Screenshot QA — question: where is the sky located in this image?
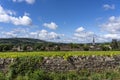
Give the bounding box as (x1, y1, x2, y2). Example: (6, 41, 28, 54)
(0, 0, 120, 43)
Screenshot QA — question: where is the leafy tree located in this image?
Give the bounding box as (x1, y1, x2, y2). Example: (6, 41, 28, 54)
(2, 44, 13, 51)
(40, 46, 46, 51)
(69, 43, 79, 49)
(111, 39, 119, 50)
(34, 43, 43, 51)
(83, 44, 89, 51)
(23, 45, 28, 51)
(101, 45, 110, 51)
(0, 45, 3, 51)
(0, 72, 6, 80)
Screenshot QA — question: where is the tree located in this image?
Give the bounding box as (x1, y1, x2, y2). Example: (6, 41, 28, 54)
(40, 46, 46, 51)
(34, 44, 42, 51)
(3, 44, 13, 51)
(23, 45, 28, 51)
(111, 39, 119, 50)
(69, 43, 79, 49)
(101, 45, 110, 51)
(83, 44, 89, 51)
(0, 45, 3, 51)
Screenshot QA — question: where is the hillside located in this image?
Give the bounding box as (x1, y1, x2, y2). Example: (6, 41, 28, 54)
(0, 38, 47, 45)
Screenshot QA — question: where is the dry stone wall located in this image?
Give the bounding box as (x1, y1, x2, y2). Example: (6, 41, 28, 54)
(1, 55, 120, 72)
(41, 55, 120, 72)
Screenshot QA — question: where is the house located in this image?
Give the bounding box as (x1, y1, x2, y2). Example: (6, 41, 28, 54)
(12, 46, 23, 51)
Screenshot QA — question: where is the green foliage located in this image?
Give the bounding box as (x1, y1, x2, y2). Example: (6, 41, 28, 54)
(83, 45, 89, 51)
(101, 45, 110, 51)
(0, 44, 13, 51)
(0, 45, 3, 51)
(90, 73, 102, 80)
(0, 72, 6, 80)
(78, 70, 91, 77)
(69, 43, 79, 49)
(34, 43, 42, 50)
(1, 67, 120, 80)
(0, 51, 120, 58)
(26, 70, 51, 80)
(15, 75, 27, 80)
(8, 56, 44, 79)
(111, 39, 119, 50)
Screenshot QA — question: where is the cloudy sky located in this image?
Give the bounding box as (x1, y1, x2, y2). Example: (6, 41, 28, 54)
(0, 0, 120, 43)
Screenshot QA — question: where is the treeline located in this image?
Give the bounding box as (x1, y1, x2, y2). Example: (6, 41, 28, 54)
(0, 39, 120, 51)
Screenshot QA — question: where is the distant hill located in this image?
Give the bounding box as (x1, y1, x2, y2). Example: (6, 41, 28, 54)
(0, 38, 47, 45)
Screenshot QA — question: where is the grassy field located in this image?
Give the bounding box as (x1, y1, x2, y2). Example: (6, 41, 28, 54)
(0, 51, 120, 58)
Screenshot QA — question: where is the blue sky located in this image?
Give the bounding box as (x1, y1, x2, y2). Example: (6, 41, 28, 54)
(0, 0, 120, 43)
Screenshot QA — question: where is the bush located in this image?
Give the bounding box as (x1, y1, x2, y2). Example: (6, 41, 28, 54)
(90, 73, 102, 80)
(8, 56, 44, 79)
(83, 45, 89, 51)
(0, 72, 6, 80)
(26, 70, 51, 80)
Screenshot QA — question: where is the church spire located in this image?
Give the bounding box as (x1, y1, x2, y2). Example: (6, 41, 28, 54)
(93, 36, 95, 46)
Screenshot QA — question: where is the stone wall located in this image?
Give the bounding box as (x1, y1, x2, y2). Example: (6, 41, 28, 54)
(41, 55, 120, 72)
(1, 55, 120, 72)
(0, 58, 14, 73)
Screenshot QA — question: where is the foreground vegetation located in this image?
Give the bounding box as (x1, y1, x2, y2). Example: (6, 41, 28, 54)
(0, 51, 120, 58)
(1, 56, 120, 80)
(1, 69, 120, 80)
(1, 51, 120, 80)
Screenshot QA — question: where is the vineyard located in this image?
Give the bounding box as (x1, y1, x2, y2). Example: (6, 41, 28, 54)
(1, 51, 120, 58)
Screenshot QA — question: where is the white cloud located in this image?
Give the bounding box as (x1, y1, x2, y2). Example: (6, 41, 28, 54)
(12, 0, 35, 4)
(74, 27, 95, 43)
(37, 30, 64, 40)
(1, 28, 30, 38)
(103, 4, 115, 10)
(24, 12, 30, 16)
(103, 34, 120, 39)
(10, 15, 32, 26)
(74, 27, 94, 38)
(0, 5, 32, 26)
(101, 16, 120, 34)
(6, 10, 16, 16)
(0, 28, 64, 41)
(74, 31, 94, 42)
(75, 27, 85, 33)
(29, 32, 38, 38)
(98, 16, 120, 41)
(38, 30, 48, 39)
(95, 35, 109, 43)
(43, 22, 58, 30)
(2, 32, 17, 38)
(48, 32, 60, 40)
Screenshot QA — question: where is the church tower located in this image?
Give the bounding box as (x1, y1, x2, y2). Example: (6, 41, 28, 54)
(92, 37, 95, 46)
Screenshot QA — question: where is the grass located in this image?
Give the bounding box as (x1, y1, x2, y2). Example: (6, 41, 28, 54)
(0, 51, 120, 58)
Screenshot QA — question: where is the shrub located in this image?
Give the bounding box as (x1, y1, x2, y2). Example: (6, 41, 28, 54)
(0, 72, 6, 80)
(26, 70, 51, 80)
(83, 45, 89, 51)
(8, 56, 44, 79)
(90, 73, 102, 80)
